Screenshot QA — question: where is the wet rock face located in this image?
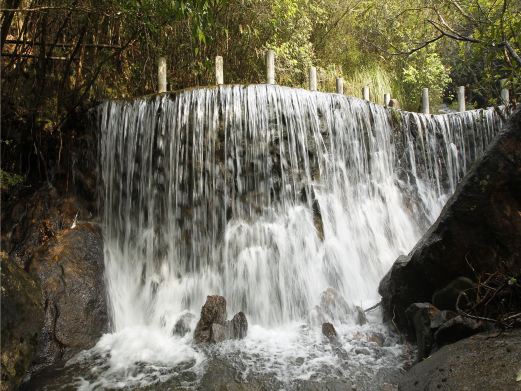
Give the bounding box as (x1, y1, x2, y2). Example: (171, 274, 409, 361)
(379, 110, 521, 333)
(31, 223, 108, 369)
(399, 328, 521, 391)
(1, 185, 93, 270)
(194, 296, 248, 344)
(1, 255, 44, 391)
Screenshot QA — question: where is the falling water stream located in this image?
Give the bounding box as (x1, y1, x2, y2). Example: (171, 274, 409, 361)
(74, 85, 502, 389)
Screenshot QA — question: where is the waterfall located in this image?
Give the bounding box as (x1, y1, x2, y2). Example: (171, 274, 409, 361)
(93, 84, 503, 387)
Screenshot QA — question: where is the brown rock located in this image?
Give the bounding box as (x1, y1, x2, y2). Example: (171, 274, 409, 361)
(31, 223, 108, 369)
(1, 254, 44, 391)
(322, 322, 338, 342)
(194, 295, 228, 344)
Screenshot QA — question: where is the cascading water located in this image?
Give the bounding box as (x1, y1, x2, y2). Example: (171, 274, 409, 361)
(85, 85, 503, 389)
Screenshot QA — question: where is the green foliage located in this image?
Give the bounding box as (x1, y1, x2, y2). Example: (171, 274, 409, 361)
(402, 52, 452, 111)
(0, 170, 25, 190)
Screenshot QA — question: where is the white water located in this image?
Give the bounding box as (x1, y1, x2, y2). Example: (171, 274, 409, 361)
(89, 85, 502, 388)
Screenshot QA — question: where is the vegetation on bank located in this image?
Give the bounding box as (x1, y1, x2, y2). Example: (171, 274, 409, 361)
(1, 0, 520, 184)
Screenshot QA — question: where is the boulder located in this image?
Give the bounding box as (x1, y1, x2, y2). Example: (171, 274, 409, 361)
(405, 303, 461, 360)
(433, 315, 489, 348)
(431, 277, 475, 311)
(321, 322, 338, 342)
(194, 295, 227, 344)
(1, 254, 44, 391)
(194, 296, 248, 344)
(405, 303, 440, 360)
(399, 328, 521, 390)
(230, 311, 248, 339)
(379, 109, 521, 332)
(173, 312, 196, 337)
(30, 223, 108, 369)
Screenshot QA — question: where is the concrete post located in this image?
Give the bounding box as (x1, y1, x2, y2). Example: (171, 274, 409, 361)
(457, 86, 465, 112)
(384, 93, 391, 107)
(422, 88, 430, 114)
(309, 67, 317, 91)
(158, 57, 167, 93)
(336, 77, 344, 94)
(215, 56, 224, 85)
(363, 85, 370, 101)
(500, 79, 510, 105)
(266, 50, 275, 84)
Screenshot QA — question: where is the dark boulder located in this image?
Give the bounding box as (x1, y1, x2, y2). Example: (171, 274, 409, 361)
(405, 303, 440, 360)
(230, 311, 248, 339)
(399, 328, 521, 391)
(433, 315, 489, 348)
(431, 277, 475, 311)
(322, 322, 338, 342)
(31, 223, 108, 369)
(194, 296, 248, 344)
(1, 254, 44, 391)
(379, 109, 521, 332)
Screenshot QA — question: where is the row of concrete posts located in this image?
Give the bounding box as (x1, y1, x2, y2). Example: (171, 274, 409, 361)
(157, 51, 511, 113)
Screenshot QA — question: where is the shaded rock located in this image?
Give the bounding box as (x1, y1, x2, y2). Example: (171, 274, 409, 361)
(322, 322, 338, 342)
(1, 254, 44, 391)
(230, 311, 248, 339)
(355, 306, 368, 326)
(379, 110, 521, 332)
(31, 223, 108, 369)
(173, 312, 196, 337)
(405, 303, 440, 360)
(431, 277, 475, 311)
(194, 295, 227, 344)
(433, 315, 488, 348)
(399, 328, 521, 390)
(405, 303, 460, 360)
(194, 296, 248, 344)
(1, 185, 92, 270)
(210, 324, 228, 343)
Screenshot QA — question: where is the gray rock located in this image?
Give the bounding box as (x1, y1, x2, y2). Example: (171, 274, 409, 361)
(355, 306, 368, 326)
(399, 328, 521, 390)
(173, 312, 195, 337)
(230, 311, 248, 339)
(210, 323, 228, 343)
